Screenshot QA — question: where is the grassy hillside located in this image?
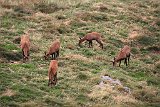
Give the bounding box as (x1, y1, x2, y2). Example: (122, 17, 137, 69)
(0, 0, 160, 106)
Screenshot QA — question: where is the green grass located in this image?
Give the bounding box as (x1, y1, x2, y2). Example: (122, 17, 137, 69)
(0, 0, 160, 106)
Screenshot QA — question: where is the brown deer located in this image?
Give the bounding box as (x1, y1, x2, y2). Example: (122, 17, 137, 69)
(112, 45, 131, 67)
(48, 60, 58, 86)
(44, 40, 60, 60)
(79, 32, 103, 49)
(20, 34, 30, 61)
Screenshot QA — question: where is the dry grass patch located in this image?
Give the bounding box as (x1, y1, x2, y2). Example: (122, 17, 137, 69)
(63, 20, 72, 26)
(21, 101, 40, 107)
(75, 11, 108, 22)
(30, 32, 43, 41)
(32, 12, 52, 19)
(88, 84, 115, 99)
(128, 30, 139, 40)
(66, 44, 75, 50)
(92, 2, 108, 11)
(113, 95, 138, 104)
(88, 84, 138, 105)
(127, 24, 151, 42)
(0, 7, 13, 17)
(30, 44, 40, 53)
(0, 0, 47, 9)
(133, 83, 159, 101)
(93, 56, 107, 62)
(1, 89, 16, 97)
(64, 54, 93, 62)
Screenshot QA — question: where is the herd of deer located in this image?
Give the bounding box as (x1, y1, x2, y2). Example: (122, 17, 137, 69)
(20, 32, 131, 87)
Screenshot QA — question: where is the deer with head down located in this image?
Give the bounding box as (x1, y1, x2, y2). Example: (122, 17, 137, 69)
(44, 40, 60, 60)
(48, 60, 58, 86)
(79, 32, 103, 49)
(20, 34, 30, 61)
(112, 45, 131, 67)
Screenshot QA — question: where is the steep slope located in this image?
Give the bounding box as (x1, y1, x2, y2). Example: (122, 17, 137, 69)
(0, 0, 160, 106)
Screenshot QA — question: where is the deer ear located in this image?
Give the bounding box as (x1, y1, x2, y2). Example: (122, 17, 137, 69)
(79, 37, 81, 40)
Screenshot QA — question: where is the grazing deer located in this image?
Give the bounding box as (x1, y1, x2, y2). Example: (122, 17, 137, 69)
(44, 40, 60, 60)
(20, 34, 30, 61)
(112, 45, 131, 67)
(79, 32, 103, 49)
(48, 60, 58, 86)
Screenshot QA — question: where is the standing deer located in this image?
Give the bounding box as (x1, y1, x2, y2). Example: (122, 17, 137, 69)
(44, 40, 60, 60)
(48, 60, 58, 86)
(79, 32, 103, 49)
(112, 45, 131, 67)
(20, 34, 30, 61)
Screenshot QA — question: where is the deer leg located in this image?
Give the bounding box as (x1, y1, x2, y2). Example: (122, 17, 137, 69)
(56, 50, 59, 58)
(125, 58, 127, 66)
(54, 72, 57, 85)
(90, 40, 93, 47)
(48, 71, 52, 86)
(88, 41, 91, 48)
(51, 73, 55, 87)
(54, 52, 57, 59)
(22, 50, 24, 59)
(28, 50, 30, 57)
(119, 60, 121, 67)
(48, 79, 51, 86)
(51, 54, 53, 60)
(128, 53, 130, 65)
(96, 39, 103, 49)
(53, 53, 56, 60)
(22, 50, 26, 61)
(22, 50, 24, 56)
(124, 58, 126, 65)
(27, 51, 29, 60)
